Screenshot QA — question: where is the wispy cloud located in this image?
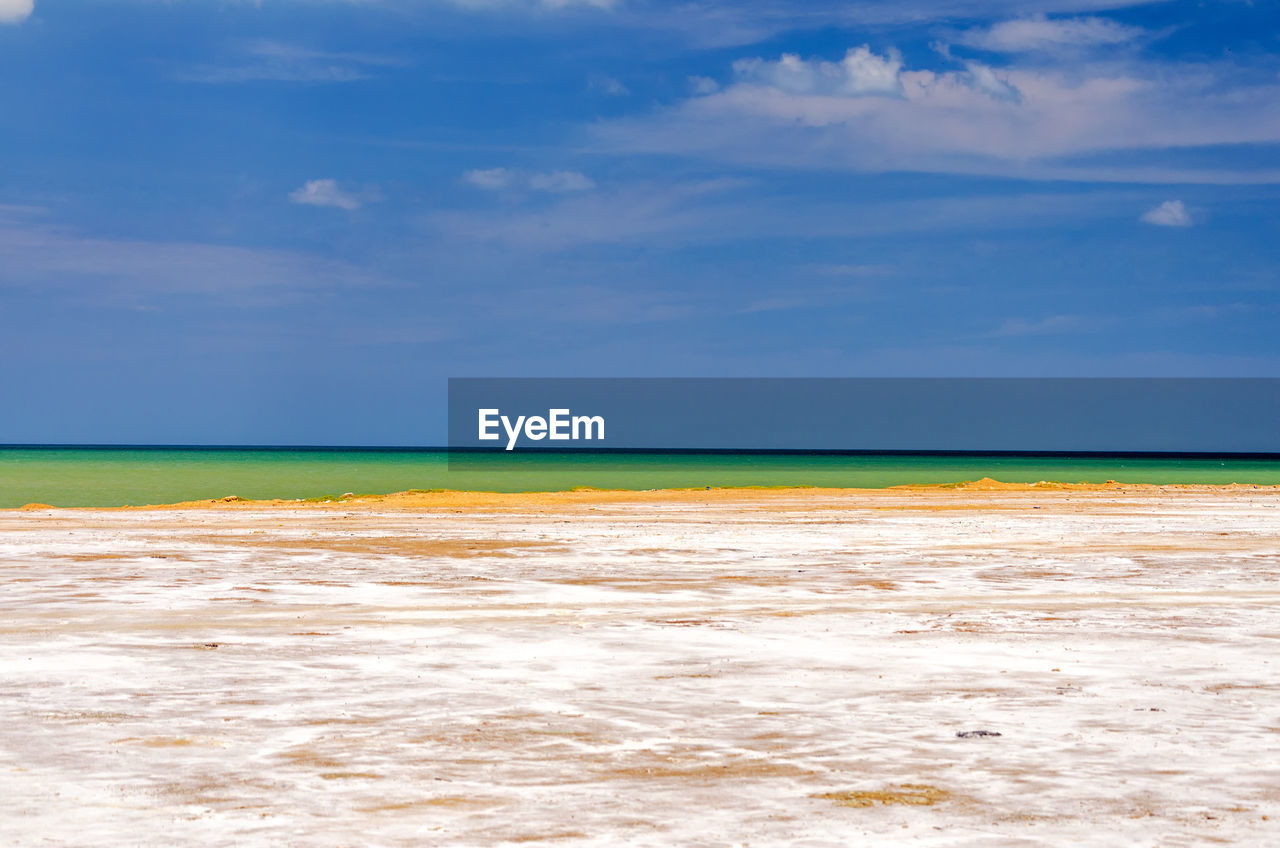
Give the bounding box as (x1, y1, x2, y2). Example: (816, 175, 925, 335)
(597, 46, 1280, 183)
(463, 168, 596, 193)
(462, 168, 513, 190)
(0, 208, 380, 301)
(811, 263, 895, 277)
(433, 185, 1156, 253)
(0, 203, 48, 220)
(589, 74, 630, 96)
(989, 314, 1096, 337)
(990, 301, 1265, 341)
(496, 283, 694, 325)
(429, 178, 1123, 256)
(528, 171, 596, 192)
(0, 0, 31, 25)
(289, 179, 366, 211)
(605, 1, 1168, 50)
(445, 0, 617, 9)
(688, 76, 721, 95)
(954, 15, 1144, 53)
(963, 61, 1020, 102)
(433, 179, 747, 250)
(1140, 199, 1192, 227)
(736, 278, 882, 314)
(178, 41, 404, 84)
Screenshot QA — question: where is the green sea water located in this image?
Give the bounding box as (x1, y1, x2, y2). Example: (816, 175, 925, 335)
(2, 447, 1280, 508)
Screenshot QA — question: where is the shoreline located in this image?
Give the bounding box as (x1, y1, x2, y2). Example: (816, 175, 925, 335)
(11, 476, 1280, 512)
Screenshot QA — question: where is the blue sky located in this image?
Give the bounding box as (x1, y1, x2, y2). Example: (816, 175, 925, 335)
(1, 0, 1278, 444)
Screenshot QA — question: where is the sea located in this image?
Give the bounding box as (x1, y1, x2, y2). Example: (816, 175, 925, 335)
(3, 446, 1280, 508)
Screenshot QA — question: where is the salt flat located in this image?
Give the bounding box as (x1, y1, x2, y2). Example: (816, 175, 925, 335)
(2, 487, 1279, 846)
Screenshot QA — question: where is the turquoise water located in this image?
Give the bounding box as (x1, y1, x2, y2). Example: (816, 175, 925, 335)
(2, 447, 1280, 508)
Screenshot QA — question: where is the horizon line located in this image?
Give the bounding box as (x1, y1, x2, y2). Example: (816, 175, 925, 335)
(4, 444, 1280, 460)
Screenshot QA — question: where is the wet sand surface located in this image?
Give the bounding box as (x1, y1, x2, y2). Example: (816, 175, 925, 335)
(2, 486, 1279, 846)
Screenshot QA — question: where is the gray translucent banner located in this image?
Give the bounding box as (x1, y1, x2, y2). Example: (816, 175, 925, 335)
(447, 378, 1280, 454)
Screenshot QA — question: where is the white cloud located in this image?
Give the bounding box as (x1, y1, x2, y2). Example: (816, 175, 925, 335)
(1140, 199, 1192, 227)
(964, 62, 1020, 101)
(289, 179, 363, 211)
(597, 48, 1280, 184)
(463, 168, 514, 190)
(464, 168, 595, 193)
(0, 0, 32, 24)
(956, 15, 1144, 53)
(689, 76, 721, 95)
(733, 46, 903, 97)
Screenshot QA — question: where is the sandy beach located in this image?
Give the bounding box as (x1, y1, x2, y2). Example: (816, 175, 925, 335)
(3, 484, 1279, 846)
